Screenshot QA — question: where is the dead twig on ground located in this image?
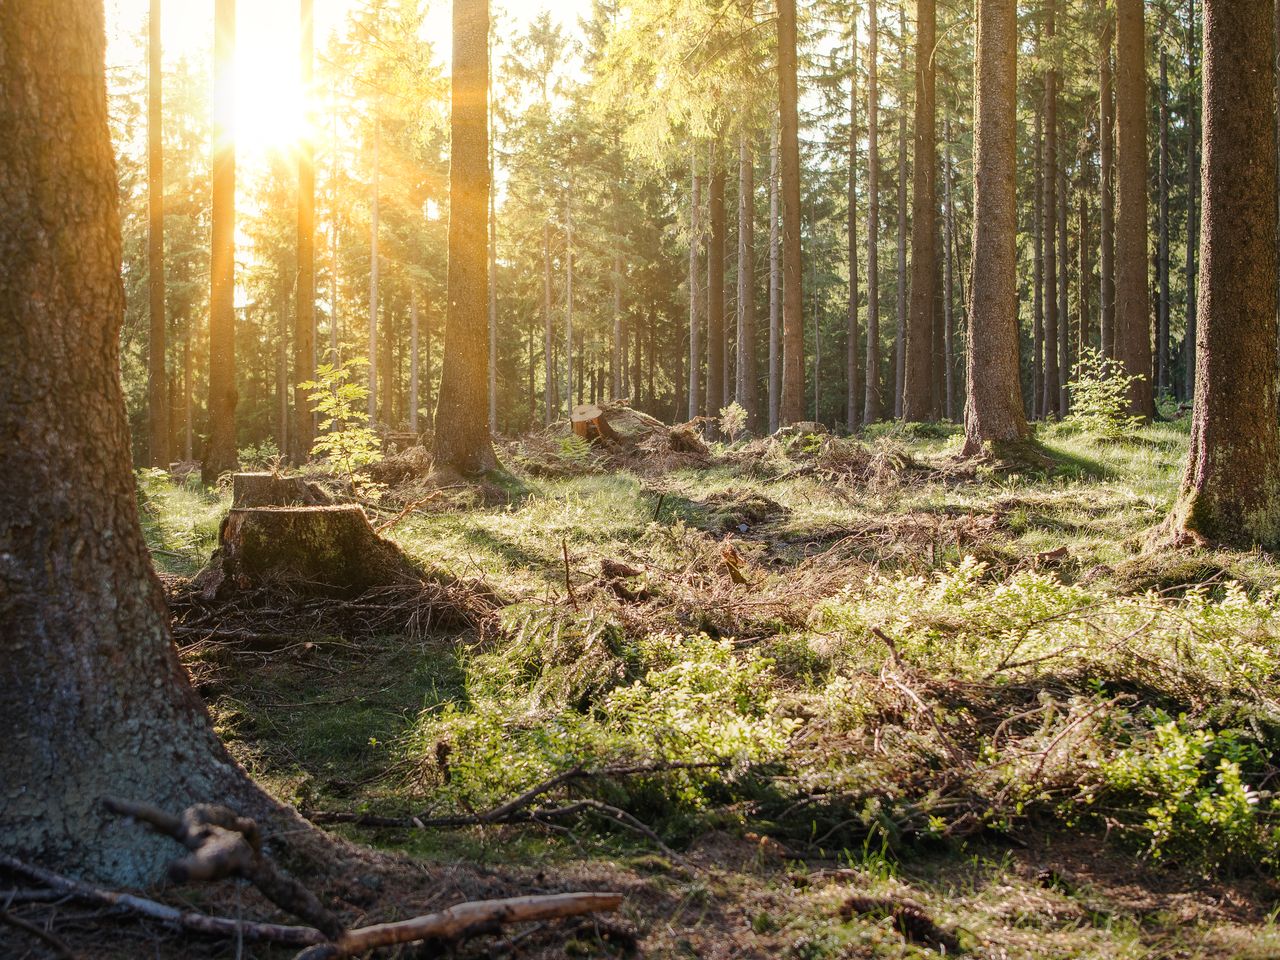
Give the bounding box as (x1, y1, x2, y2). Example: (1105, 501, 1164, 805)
(0, 906, 79, 959)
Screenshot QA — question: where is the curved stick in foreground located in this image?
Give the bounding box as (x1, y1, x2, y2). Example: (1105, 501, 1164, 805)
(293, 892, 624, 960)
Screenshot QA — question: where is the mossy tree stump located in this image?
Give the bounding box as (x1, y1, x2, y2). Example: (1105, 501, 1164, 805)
(231, 472, 332, 508)
(194, 505, 421, 600)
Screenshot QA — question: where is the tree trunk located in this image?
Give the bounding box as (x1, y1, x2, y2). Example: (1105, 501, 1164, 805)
(543, 222, 554, 424)
(1183, 0, 1199, 399)
(277, 291, 289, 452)
(1079, 177, 1092, 354)
(612, 251, 623, 400)
(1157, 43, 1170, 398)
(368, 118, 380, 423)
(863, 0, 882, 425)
(488, 130, 498, 434)
(328, 81, 340, 365)
(1115, 0, 1155, 418)
(293, 0, 315, 463)
(688, 149, 702, 421)
(1100, 4, 1116, 359)
(707, 149, 726, 419)
(768, 123, 781, 431)
(1057, 161, 1069, 412)
(1169, 0, 1280, 546)
(409, 290, 420, 432)
(847, 25, 861, 431)
(147, 0, 168, 468)
(1033, 104, 1044, 418)
(778, 0, 805, 426)
(204, 0, 237, 484)
(894, 5, 907, 420)
(942, 110, 955, 421)
(962, 0, 1029, 456)
(736, 134, 759, 431)
(0, 0, 289, 886)
(902, 0, 936, 423)
(432, 0, 497, 477)
(1042, 0, 1060, 419)
(564, 183, 575, 419)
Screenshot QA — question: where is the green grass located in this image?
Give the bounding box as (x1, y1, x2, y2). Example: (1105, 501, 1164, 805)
(139, 423, 1280, 957)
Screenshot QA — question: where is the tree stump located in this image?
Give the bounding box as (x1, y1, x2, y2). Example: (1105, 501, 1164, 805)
(193, 505, 421, 601)
(232, 472, 332, 508)
(571, 404, 623, 445)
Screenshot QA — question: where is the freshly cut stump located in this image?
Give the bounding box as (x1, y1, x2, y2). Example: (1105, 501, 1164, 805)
(193, 505, 421, 601)
(232, 472, 332, 508)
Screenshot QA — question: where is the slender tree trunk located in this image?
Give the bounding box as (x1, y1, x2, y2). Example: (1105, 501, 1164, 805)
(612, 251, 623, 399)
(768, 123, 782, 431)
(488, 129, 498, 434)
(1169, 0, 1280, 546)
(368, 118, 380, 423)
(564, 183, 575, 419)
(943, 110, 956, 421)
(707, 148, 726, 419)
(963, 0, 1029, 456)
(1100, 6, 1116, 358)
(1183, 0, 1199, 399)
(1, 0, 291, 885)
(863, 0, 882, 425)
(737, 134, 759, 431)
(894, 5, 908, 419)
(203, 0, 237, 484)
(147, 0, 168, 468)
(1057, 161, 1069, 412)
(902, 0, 936, 423)
(847, 25, 861, 431)
(432, 0, 497, 476)
(1115, 0, 1155, 418)
(689, 148, 703, 421)
(1079, 178, 1092, 353)
(293, 0, 315, 462)
(1157, 43, 1170, 398)
(328, 80, 340, 364)
(778, 0, 805, 425)
(277, 292, 288, 452)
(380, 285, 392, 424)
(183, 331, 193, 460)
(543, 222, 553, 424)
(1033, 105, 1044, 418)
(409, 290, 420, 433)
(1042, 0, 1060, 419)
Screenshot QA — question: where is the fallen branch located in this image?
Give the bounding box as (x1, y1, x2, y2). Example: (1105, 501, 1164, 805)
(292, 892, 623, 960)
(0, 906, 78, 959)
(0, 854, 324, 947)
(374, 492, 443, 534)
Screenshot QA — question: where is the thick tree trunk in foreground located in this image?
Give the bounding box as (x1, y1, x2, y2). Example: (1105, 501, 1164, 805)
(902, 0, 936, 423)
(432, 0, 497, 476)
(736, 135, 759, 432)
(863, 0, 882, 425)
(1115, 0, 1155, 418)
(293, 0, 315, 463)
(0, 0, 280, 886)
(203, 0, 237, 484)
(778, 0, 805, 426)
(963, 0, 1029, 457)
(1168, 0, 1280, 546)
(147, 0, 168, 468)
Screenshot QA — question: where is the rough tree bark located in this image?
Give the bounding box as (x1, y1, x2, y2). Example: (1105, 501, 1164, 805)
(293, 0, 316, 463)
(893, 4, 908, 420)
(902, 0, 936, 423)
(1033, 104, 1043, 418)
(432, 0, 497, 477)
(778, 0, 805, 426)
(1042, 0, 1060, 419)
(1115, 0, 1155, 418)
(1057, 160, 1069, 412)
(147, 0, 168, 468)
(1157, 41, 1170, 398)
(0, 0, 289, 886)
(707, 149, 726, 419)
(962, 0, 1029, 457)
(203, 0, 237, 484)
(736, 134, 759, 432)
(847, 23, 861, 431)
(1182, 0, 1199, 399)
(942, 110, 955, 421)
(862, 0, 882, 426)
(688, 149, 702, 422)
(768, 122, 781, 432)
(1167, 0, 1280, 546)
(1100, 4, 1115, 359)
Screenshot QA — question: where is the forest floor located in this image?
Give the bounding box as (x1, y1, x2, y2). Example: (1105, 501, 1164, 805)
(42, 419, 1280, 959)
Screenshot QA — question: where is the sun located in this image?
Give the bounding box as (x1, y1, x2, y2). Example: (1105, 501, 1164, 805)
(231, 6, 309, 158)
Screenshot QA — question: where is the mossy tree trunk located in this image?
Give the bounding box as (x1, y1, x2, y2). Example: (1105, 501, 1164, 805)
(0, 0, 282, 886)
(1169, 0, 1280, 547)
